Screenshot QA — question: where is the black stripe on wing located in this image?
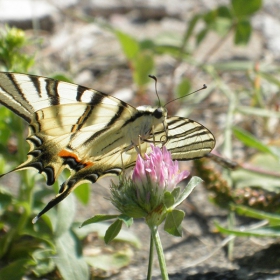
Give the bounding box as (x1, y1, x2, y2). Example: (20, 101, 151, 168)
(9, 73, 33, 107)
(0, 72, 33, 122)
(45, 78, 60, 105)
(30, 75, 42, 98)
(165, 117, 215, 160)
(71, 106, 93, 133)
(83, 102, 127, 146)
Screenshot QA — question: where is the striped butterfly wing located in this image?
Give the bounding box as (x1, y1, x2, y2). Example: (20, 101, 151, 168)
(134, 110, 215, 160)
(165, 116, 215, 160)
(0, 72, 215, 222)
(0, 72, 132, 121)
(0, 72, 139, 173)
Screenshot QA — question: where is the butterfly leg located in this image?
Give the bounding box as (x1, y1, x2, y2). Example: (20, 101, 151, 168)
(139, 123, 168, 147)
(120, 149, 126, 174)
(154, 121, 168, 147)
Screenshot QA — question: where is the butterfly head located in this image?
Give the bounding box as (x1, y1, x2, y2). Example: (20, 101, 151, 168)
(152, 107, 166, 119)
(136, 105, 168, 145)
(137, 105, 167, 121)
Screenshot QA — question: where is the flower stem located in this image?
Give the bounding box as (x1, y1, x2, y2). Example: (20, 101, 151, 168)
(147, 233, 154, 280)
(150, 226, 169, 280)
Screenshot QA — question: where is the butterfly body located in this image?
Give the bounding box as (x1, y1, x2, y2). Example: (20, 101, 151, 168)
(0, 72, 215, 222)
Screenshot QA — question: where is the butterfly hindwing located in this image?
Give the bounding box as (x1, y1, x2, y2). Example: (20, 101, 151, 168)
(0, 72, 215, 222)
(165, 116, 215, 160)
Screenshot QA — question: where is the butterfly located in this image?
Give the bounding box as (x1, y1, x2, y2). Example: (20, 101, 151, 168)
(0, 72, 215, 222)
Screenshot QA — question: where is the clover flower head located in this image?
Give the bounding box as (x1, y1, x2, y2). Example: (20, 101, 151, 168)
(132, 144, 189, 193)
(110, 144, 190, 222)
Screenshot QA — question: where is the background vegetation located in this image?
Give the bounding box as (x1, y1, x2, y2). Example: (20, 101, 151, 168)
(1, 0, 280, 279)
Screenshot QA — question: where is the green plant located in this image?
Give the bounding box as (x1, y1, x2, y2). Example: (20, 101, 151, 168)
(115, 30, 155, 96)
(81, 145, 202, 279)
(110, 0, 280, 253)
(0, 25, 34, 72)
(0, 26, 155, 280)
(0, 0, 278, 277)
(0, 27, 85, 279)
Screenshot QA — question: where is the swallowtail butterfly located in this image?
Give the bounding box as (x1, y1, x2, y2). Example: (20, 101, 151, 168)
(0, 72, 215, 222)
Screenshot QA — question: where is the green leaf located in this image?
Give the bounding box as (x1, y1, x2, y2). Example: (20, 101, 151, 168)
(115, 30, 139, 60)
(54, 193, 76, 238)
(232, 126, 274, 155)
(163, 192, 174, 208)
(1, 235, 42, 261)
(174, 176, 203, 208)
(237, 105, 280, 118)
(164, 209, 185, 237)
(231, 153, 280, 191)
(182, 14, 201, 46)
(234, 20, 252, 45)
(74, 222, 141, 248)
(259, 72, 280, 87)
(232, 205, 280, 226)
(105, 219, 122, 244)
(231, 169, 280, 192)
(51, 74, 73, 83)
(80, 214, 119, 227)
(232, 0, 262, 18)
(85, 248, 132, 271)
(215, 222, 280, 238)
(0, 189, 12, 212)
(212, 17, 232, 36)
(196, 28, 209, 46)
(55, 230, 89, 280)
(20, 226, 55, 251)
(175, 78, 191, 98)
(139, 39, 155, 50)
(73, 183, 90, 205)
(118, 214, 133, 227)
(202, 6, 232, 37)
(217, 5, 233, 18)
(32, 249, 56, 277)
(171, 187, 181, 201)
(132, 51, 154, 86)
(154, 44, 187, 57)
(0, 26, 34, 72)
(250, 152, 280, 172)
(203, 9, 217, 25)
(0, 258, 35, 280)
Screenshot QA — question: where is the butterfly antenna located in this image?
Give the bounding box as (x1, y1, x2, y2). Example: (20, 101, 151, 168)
(148, 75, 161, 106)
(164, 84, 207, 107)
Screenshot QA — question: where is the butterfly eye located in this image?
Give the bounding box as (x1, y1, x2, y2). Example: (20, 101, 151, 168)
(153, 108, 163, 119)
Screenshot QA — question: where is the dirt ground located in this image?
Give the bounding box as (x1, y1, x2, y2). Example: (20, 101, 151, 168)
(1, 0, 280, 279)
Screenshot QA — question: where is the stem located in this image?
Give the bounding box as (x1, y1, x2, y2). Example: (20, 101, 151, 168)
(201, 24, 235, 63)
(2, 118, 33, 256)
(17, 119, 33, 200)
(16, 118, 33, 223)
(147, 233, 154, 280)
(150, 226, 169, 280)
(227, 211, 235, 261)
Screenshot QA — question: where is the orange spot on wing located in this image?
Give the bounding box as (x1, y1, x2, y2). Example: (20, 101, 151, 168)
(58, 149, 77, 159)
(58, 149, 94, 167)
(85, 161, 94, 167)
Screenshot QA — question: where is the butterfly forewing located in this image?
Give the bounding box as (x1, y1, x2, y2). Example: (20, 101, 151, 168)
(0, 72, 215, 222)
(0, 72, 128, 121)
